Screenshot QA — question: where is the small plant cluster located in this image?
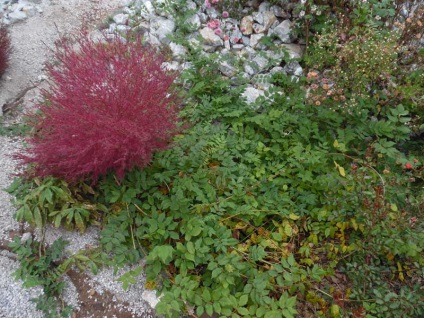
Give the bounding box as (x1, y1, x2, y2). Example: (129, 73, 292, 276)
(18, 31, 181, 183)
(10, 236, 103, 318)
(0, 24, 11, 77)
(7, 0, 424, 317)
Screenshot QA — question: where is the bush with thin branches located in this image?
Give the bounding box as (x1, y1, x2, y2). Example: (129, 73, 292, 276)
(0, 24, 11, 77)
(19, 31, 181, 182)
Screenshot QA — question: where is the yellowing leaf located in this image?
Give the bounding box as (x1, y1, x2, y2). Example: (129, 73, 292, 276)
(284, 223, 293, 237)
(333, 139, 339, 148)
(288, 213, 300, 220)
(390, 203, 398, 212)
(330, 304, 341, 317)
(350, 218, 358, 231)
(338, 166, 346, 177)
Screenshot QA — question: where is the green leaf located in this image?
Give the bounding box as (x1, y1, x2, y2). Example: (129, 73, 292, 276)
(148, 245, 175, 264)
(237, 307, 250, 315)
(239, 294, 249, 307)
(205, 303, 214, 316)
(202, 288, 211, 302)
(74, 211, 86, 233)
(34, 207, 43, 229)
(187, 241, 195, 255)
(196, 306, 204, 316)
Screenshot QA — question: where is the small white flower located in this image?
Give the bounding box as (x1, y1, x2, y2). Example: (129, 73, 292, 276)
(316, 10, 321, 16)
(375, 15, 381, 20)
(311, 5, 317, 12)
(301, 0, 307, 4)
(299, 10, 305, 18)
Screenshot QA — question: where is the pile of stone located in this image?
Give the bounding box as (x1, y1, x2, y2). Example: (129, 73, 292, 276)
(1, 0, 43, 24)
(104, 0, 306, 104)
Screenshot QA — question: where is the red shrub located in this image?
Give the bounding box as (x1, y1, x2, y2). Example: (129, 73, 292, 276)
(0, 25, 11, 77)
(19, 31, 181, 183)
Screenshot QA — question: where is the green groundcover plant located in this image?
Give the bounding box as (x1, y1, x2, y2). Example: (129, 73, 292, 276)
(7, 0, 424, 317)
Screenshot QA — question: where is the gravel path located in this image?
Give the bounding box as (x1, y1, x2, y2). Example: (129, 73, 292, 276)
(0, 0, 159, 317)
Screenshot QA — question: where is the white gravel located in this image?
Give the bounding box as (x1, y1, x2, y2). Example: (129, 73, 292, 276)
(0, 0, 159, 316)
(0, 252, 44, 318)
(0, 136, 22, 242)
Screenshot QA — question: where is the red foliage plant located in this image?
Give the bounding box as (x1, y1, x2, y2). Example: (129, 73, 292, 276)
(18, 31, 181, 183)
(0, 24, 11, 77)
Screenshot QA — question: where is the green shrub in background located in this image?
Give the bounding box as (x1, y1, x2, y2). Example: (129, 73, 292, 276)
(7, 0, 424, 317)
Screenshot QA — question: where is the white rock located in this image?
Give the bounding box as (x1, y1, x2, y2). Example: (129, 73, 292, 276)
(240, 15, 253, 35)
(162, 61, 180, 71)
(169, 42, 187, 60)
(199, 27, 223, 47)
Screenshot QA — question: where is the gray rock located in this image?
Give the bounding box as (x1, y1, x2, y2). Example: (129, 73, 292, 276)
(185, 13, 201, 29)
(147, 32, 161, 46)
(252, 73, 273, 90)
(154, 0, 173, 17)
(199, 27, 223, 47)
(269, 66, 286, 75)
(230, 29, 243, 44)
(272, 19, 292, 43)
(150, 17, 176, 44)
(7, 10, 27, 23)
(202, 45, 218, 52)
(249, 33, 264, 48)
(262, 11, 277, 31)
(270, 5, 289, 18)
(241, 36, 250, 46)
(280, 44, 304, 59)
(219, 60, 237, 77)
(284, 61, 303, 76)
(232, 44, 245, 51)
(206, 6, 219, 19)
(240, 46, 256, 59)
(242, 86, 265, 105)
(162, 61, 180, 71)
(138, 0, 155, 18)
(198, 12, 208, 23)
(240, 15, 253, 35)
(113, 13, 129, 25)
(253, 23, 266, 34)
(252, 55, 269, 71)
(185, 0, 197, 11)
(169, 42, 187, 60)
(230, 72, 250, 85)
(252, 11, 264, 24)
(21, 232, 32, 243)
(258, 1, 271, 12)
(244, 63, 256, 75)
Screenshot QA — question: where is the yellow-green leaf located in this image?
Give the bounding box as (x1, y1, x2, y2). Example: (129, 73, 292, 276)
(338, 166, 346, 177)
(288, 213, 299, 220)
